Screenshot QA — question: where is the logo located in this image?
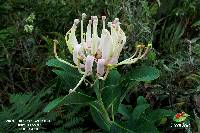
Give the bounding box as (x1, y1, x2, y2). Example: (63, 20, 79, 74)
(171, 112, 191, 129)
(173, 112, 189, 123)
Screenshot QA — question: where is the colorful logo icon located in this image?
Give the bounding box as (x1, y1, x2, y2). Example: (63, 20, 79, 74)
(173, 112, 189, 123)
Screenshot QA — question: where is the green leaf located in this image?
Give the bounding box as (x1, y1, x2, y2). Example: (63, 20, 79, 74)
(93, 79, 101, 100)
(132, 96, 150, 121)
(52, 69, 80, 88)
(46, 59, 78, 73)
(127, 66, 160, 82)
(192, 20, 200, 27)
(132, 104, 150, 121)
(174, 22, 185, 39)
(105, 69, 121, 87)
(90, 102, 111, 131)
(147, 109, 175, 123)
(120, 81, 139, 103)
(0, 27, 16, 40)
(118, 104, 131, 118)
(110, 122, 135, 133)
(135, 118, 159, 133)
(43, 97, 63, 112)
(47, 59, 81, 88)
(137, 96, 148, 105)
(43, 92, 95, 112)
(147, 51, 156, 60)
(102, 70, 121, 114)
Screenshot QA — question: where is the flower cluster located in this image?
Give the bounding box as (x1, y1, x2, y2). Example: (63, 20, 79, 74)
(53, 13, 152, 93)
(24, 13, 35, 33)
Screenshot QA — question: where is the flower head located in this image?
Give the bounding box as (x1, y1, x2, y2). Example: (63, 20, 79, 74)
(54, 13, 152, 93)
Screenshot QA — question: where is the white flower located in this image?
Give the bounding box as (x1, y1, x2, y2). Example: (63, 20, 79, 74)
(25, 13, 35, 23)
(24, 24, 34, 33)
(53, 13, 152, 93)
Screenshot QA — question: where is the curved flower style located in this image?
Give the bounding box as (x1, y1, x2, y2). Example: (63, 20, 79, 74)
(53, 13, 152, 93)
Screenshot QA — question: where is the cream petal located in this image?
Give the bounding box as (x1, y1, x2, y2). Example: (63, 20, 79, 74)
(80, 64, 85, 68)
(85, 55, 95, 75)
(101, 30, 113, 61)
(96, 37, 101, 51)
(71, 33, 78, 47)
(113, 29, 126, 58)
(111, 26, 118, 53)
(91, 36, 99, 55)
(86, 20, 92, 43)
(70, 24, 79, 47)
(73, 45, 81, 65)
(98, 30, 106, 50)
(97, 59, 105, 76)
(86, 40, 92, 54)
(108, 56, 118, 65)
(65, 26, 78, 54)
(85, 23, 91, 52)
(91, 19, 98, 55)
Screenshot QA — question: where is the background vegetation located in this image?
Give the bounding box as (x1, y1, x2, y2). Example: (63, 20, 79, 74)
(0, 0, 200, 132)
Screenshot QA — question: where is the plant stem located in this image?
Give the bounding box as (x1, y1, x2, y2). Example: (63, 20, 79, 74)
(111, 104, 114, 121)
